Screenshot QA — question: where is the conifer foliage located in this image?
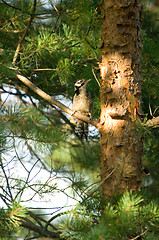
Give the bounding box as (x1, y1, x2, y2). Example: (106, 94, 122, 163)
(59, 191, 159, 240)
(0, 0, 159, 239)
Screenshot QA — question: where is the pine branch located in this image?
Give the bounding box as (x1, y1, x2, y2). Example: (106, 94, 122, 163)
(16, 74, 99, 128)
(12, 0, 37, 65)
(16, 210, 67, 239)
(1, 0, 24, 12)
(18, 217, 63, 239)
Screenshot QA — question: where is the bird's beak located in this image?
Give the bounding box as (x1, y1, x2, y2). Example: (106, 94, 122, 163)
(85, 79, 91, 84)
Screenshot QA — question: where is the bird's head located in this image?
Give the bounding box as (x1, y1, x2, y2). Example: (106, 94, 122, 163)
(74, 79, 91, 89)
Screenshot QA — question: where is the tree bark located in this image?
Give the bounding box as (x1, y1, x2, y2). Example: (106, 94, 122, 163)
(99, 0, 143, 196)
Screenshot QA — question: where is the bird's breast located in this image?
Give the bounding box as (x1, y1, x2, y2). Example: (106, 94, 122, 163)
(72, 93, 92, 113)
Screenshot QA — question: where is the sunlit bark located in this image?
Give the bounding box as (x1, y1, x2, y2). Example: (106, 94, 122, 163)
(99, 0, 143, 196)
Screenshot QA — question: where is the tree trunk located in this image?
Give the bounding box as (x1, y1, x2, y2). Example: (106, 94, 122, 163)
(99, 0, 143, 197)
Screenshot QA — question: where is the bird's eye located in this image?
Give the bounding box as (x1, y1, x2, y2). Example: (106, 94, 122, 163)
(75, 80, 82, 85)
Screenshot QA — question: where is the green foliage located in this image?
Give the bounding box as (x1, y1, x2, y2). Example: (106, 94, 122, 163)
(0, 203, 26, 238)
(59, 191, 159, 240)
(0, 0, 100, 100)
(49, 140, 100, 172)
(57, 57, 75, 85)
(141, 1, 159, 199)
(143, 128, 159, 194)
(59, 204, 96, 240)
(3, 104, 64, 150)
(0, 0, 159, 239)
(142, 6, 159, 116)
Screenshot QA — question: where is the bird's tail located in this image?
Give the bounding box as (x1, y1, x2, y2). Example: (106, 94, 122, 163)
(75, 120, 88, 141)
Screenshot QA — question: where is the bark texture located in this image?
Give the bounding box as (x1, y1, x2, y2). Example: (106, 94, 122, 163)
(99, 0, 143, 196)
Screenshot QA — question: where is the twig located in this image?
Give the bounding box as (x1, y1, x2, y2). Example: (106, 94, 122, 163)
(0, 158, 14, 202)
(32, 68, 56, 72)
(44, 211, 69, 231)
(100, 167, 117, 187)
(92, 66, 100, 87)
(25, 140, 51, 172)
(18, 217, 62, 239)
(149, 101, 153, 117)
(12, 0, 37, 65)
(129, 228, 148, 240)
(49, 0, 59, 13)
(1, 0, 24, 12)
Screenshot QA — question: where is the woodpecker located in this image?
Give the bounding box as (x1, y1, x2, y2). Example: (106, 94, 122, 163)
(72, 79, 93, 141)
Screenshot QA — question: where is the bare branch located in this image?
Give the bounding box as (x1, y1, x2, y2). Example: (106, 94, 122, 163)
(16, 74, 99, 128)
(129, 229, 148, 240)
(19, 217, 62, 239)
(17, 210, 67, 239)
(92, 66, 100, 87)
(1, 0, 24, 12)
(0, 158, 14, 202)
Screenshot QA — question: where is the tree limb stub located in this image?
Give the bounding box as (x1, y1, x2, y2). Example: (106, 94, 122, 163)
(16, 74, 98, 128)
(146, 116, 159, 128)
